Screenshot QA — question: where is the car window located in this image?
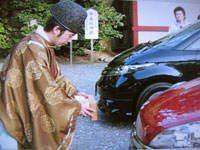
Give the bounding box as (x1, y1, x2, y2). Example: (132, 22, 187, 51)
(185, 38, 200, 50)
(152, 34, 171, 45)
(160, 22, 200, 47)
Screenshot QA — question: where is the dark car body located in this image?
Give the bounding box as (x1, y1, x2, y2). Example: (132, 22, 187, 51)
(130, 77, 200, 149)
(95, 21, 200, 115)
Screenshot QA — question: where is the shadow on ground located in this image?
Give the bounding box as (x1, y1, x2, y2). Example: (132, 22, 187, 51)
(97, 111, 136, 127)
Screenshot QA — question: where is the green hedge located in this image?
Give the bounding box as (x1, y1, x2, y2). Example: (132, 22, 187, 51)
(0, 0, 124, 56)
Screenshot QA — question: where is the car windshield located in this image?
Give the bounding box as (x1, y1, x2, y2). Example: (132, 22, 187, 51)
(159, 21, 200, 47)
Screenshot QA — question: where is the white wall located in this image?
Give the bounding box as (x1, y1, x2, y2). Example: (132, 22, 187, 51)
(137, 0, 200, 43)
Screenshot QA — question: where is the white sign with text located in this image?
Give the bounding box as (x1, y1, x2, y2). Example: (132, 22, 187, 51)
(85, 9, 99, 39)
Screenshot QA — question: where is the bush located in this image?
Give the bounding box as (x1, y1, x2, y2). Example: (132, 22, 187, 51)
(0, 0, 124, 56)
(0, 0, 52, 54)
(71, 0, 124, 55)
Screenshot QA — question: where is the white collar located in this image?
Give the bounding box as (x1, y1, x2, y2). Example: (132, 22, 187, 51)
(35, 25, 50, 42)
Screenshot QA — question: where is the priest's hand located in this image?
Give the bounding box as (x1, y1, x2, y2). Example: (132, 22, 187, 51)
(79, 103, 95, 117)
(74, 94, 95, 117)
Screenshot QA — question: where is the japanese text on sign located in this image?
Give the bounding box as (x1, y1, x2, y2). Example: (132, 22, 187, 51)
(85, 9, 99, 39)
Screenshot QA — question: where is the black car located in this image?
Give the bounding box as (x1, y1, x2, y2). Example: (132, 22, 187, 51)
(95, 20, 200, 116)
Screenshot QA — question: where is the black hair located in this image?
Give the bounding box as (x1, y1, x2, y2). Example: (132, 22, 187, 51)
(44, 17, 66, 32)
(174, 6, 186, 16)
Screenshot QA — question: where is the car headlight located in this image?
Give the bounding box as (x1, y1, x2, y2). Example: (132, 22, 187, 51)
(108, 63, 155, 75)
(149, 121, 200, 148)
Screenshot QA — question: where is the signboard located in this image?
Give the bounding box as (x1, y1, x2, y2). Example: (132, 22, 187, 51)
(85, 9, 99, 39)
(69, 34, 78, 64)
(72, 34, 78, 40)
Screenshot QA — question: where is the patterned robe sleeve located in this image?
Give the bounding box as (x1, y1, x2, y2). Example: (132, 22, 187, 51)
(54, 61, 78, 97)
(28, 42, 78, 98)
(0, 40, 81, 150)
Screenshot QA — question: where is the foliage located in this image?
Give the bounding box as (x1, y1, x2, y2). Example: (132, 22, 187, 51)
(0, 0, 124, 56)
(15, 0, 52, 27)
(71, 0, 124, 55)
(0, 0, 52, 52)
(0, 23, 12, 49)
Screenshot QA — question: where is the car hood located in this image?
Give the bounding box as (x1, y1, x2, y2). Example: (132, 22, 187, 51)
(137, 77, 200, 144)
(108, 42, 172, 67)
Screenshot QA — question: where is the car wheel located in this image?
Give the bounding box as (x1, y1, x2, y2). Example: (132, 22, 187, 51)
(136, 82, 172, 112)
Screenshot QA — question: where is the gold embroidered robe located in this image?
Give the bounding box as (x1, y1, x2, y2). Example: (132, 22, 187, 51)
(0, 33, 81, 149)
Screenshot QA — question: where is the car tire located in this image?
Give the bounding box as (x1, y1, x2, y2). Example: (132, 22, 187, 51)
(136, 82, 172, 112)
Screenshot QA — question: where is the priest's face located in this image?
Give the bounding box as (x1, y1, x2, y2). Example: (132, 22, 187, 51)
(55, 30, 75, 47)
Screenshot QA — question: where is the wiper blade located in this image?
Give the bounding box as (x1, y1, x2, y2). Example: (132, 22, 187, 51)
(146, 41, 153, 47)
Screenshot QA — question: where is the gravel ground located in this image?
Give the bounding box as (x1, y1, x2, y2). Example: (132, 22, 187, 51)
(59, 63, 133, 150)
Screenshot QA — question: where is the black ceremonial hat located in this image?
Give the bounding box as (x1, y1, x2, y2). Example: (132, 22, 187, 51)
(50, 0, 87, 33)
